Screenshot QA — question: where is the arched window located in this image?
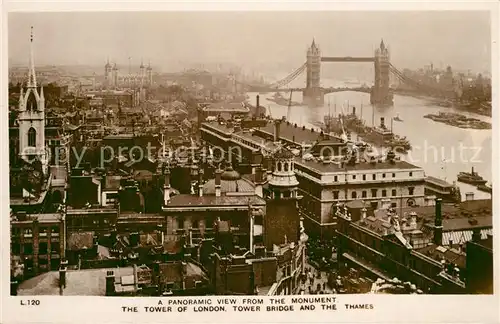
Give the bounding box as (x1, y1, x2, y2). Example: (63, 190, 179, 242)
(284, 163, 289, 172)
(351, 191, 357, 199)
(277, 162, 282, 172)
(28, 127, 36, 147)
(27, 92, 37, 111)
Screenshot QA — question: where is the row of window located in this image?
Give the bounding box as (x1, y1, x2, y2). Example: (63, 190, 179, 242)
(276, 161, 294, 172)
(333, 171, 414, 182)
(11, 242, 60, 255)
(12, 227, 60, 236)
(333, 187, 415, 200)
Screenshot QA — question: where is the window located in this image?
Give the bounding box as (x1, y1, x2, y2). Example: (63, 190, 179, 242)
(372, 174, 376, 180)
(362, 191, 367, 198)
(51, 242, 59, 253)
(28, 127, 37, 147)
(392, 189, 397, 196)
(409, 172, 413, 177)
(408, 187, 415, 195)
(392, 173, 396, 178)
(351, 191, 357, 199)
(23, 228, 33, 236)
(39, 227, 48, 236)
(382, 190, 387, 197)
(11, 243, 21, 255)
(352, 175, 356, 180)
(284, 163, 289, 172)
(334, 176, 338, 182)
(382, 173, 386, 178)
(333, 191, 339, 200)
(371, 189, 377, 197)
(277, 162, 282, 172)
(39, 242, 48, 254)
(23, 243, 33, 255)
(362, 174, 366, 181)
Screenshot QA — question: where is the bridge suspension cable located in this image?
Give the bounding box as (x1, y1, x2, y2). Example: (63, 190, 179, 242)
(389, 63, 445, 96)
(269, 62, 307, 89)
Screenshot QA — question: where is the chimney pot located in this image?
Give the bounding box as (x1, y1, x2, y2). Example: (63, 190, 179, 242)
(433, 198, 443, 245)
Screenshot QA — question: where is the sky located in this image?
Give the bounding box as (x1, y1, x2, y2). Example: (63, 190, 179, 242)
(8, 11, 492, 74)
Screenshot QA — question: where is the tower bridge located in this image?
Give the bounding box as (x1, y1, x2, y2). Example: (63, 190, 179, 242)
(242, 39, 448, 107)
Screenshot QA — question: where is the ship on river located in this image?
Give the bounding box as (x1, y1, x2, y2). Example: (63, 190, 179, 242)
(359, 117, 411, 153)
(476, 183, 492, 194)
(268, 92, 301, 107)
(424, 112, 491, 130)
(457, 167, 488, 185)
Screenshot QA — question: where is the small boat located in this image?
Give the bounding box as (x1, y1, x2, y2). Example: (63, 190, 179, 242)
(393, 114, 403, 122)
(476, 183, 492, 194)
(457, 167, 487, 185)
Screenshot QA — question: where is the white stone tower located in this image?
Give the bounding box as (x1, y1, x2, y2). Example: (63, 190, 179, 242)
(268, 143, 299, 199)
(18, 26, 48, 174)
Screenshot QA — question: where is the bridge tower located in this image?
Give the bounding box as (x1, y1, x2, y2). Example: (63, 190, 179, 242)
(371, 39, 393, 105)
(303, 39, 324, 107)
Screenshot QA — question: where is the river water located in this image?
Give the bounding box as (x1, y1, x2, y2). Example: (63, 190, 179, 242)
(247, 78, 492, 201)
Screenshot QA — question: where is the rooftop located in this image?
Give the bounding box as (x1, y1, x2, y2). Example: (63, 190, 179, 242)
(374, 199, 492, 222)
(425, 176, 454, 188)
(258, 121, 334, 145)
(202, 102, 249, 113)
(17, 267, 135, 296)
(441, 216, 492, 231)
(165, 194, 265, 208)
(295, 158, 419, 174)
(416, 244, 466, 269)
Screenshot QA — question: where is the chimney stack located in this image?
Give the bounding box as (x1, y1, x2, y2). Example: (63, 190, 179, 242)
(215, 168, 222, 197)
(254, 167, 264, 198)
(352, 106, 356, 116)
(105, 270, 115, 296)
(59, 260, 68, 288)
(163, 167, 171, 205)
(256, 95, 260, 111)
(433, 198, 443, 245)
(274, 120, 281, 142)
(361, 207, 367, 219)
(198, 169, 204, 197)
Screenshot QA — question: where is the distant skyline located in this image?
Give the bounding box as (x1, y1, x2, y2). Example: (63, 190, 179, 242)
(9, 11, 492, 75)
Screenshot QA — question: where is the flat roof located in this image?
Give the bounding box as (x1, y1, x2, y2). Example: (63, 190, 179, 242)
(257, 122, 331, 144)
(425, 176, 453, 187)
(202, 102, 249, 113)
(166, 194, 266, 208)
(295, 158, 419, 173)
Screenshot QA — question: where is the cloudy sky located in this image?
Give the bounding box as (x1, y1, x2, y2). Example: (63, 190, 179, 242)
(9, 11, 491, 74)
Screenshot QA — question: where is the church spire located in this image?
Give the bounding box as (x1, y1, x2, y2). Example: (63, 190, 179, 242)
(27, 26, 37, 88)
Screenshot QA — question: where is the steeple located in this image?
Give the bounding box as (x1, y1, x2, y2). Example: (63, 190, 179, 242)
(311, 38, 316, 49)
(380, 38, 386, 51)
(27, 26, 37, 88)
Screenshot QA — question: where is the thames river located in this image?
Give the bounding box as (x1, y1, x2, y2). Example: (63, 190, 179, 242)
(247, 78, 492, 201)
